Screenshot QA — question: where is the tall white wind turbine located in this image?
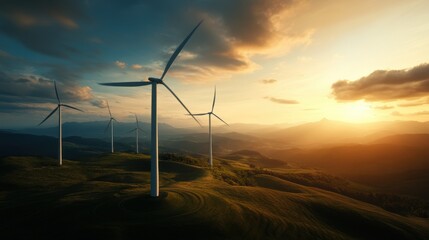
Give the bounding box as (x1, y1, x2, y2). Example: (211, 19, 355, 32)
(99, 21, 203, 197)
(105, 101, 117, 153)
(188, 87, 229, 168)
(128, 114, 144, 154)
(38, 81, 83, 166)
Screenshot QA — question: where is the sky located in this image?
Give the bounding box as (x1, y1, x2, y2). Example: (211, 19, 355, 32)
(1, 0, 429, 128)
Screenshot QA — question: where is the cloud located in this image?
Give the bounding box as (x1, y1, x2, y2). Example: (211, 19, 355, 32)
(397, 99, 429, 107)
(0, 1, 311, 80)
(260, 79, 277, 84)
(332, 63, 429, 102)
(391, 111, 402, 116)
(90, 99, 108, 108)
(0, 0, 84, 28)
(128, 0, 310, 81)
(131, 64, 143, 70)
(412, 111, 429, 115)
(411, 111, 429, 116)
(115, 60, 126, 69)
(0, 71, 93, 102)
(265, 96, 299, 104)
(0, 0, 88, 59)
(0, 50, 11, 58)
(391, 110, 429, 117)
(0, 101, 51, 113)
(372, 105, 394, 110)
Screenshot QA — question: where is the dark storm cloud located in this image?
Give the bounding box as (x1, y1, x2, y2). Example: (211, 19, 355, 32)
(331, 63, 429, 102)
(0, 0, 88, 58)
(265, 96, 299, 104)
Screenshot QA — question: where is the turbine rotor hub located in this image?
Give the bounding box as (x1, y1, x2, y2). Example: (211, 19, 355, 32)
(148, 77, 163, 84)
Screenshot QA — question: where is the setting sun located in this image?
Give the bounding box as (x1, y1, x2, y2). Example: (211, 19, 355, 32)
(345, 100, 373, 122)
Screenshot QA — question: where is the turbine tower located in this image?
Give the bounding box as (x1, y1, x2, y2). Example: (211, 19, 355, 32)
(105, 101, 116, 153)
(38, 81, 83, 166)
(128, 114, 144, 153)
(188, 87, 229, 168)
(99, 21, 203, 197)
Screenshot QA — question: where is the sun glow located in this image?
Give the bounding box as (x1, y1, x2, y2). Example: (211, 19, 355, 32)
(343, 100, 373, 122)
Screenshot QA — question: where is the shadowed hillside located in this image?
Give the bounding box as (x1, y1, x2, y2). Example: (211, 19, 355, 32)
(0, 131, 132, 158)
(265, 138, 429, 201)
(0, 153, 428, 239)
(372, 134, 429, 147)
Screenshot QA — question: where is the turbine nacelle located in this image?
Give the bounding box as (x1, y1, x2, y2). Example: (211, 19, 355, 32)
(148, 77, 163, 84)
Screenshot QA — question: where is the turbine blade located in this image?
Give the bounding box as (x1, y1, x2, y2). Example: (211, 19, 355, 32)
(160, 20, 203, 80)
(127, 128, 137, 133)
(138, 127, 144, 132)
(185, 113, 209, 116)
(105, 119, 112, 133)
(162, 82, 202, 127)
(99, 81, 151, 87)
(212, 113, 229, 126)
(54, 80, 60, 103)
(62, 104, 84, 112)
(107, 100, 112, 117)
(38, 106, 59, 126)
(211, 86, 216, 112)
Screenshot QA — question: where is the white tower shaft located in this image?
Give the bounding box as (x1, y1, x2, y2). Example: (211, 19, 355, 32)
(111, 120, 114, 153)
(136, 127, 139, 154)
(58, 105, 62, 166)
(151, 82, 159, 197)
(209, 113, 213, 168)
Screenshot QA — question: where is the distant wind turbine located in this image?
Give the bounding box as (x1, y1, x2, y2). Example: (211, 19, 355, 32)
(105, 101, 117, 153)
(188, 86, 229, 168)
(38, 81, 83, 166)
(128, 114, 144, 154)
(99, 21, 203, 197)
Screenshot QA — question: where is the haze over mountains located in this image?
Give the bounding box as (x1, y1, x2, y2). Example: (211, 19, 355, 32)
(6, 118, 429, 147)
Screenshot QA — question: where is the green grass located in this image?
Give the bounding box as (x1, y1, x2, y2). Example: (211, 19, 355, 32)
(0, 154, 428, 239)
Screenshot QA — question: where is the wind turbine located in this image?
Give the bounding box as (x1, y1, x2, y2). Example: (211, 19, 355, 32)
(188, 87, 229, 168)
(99, 21, 203, 197)
(38, 81, 83, 166)
(128, 114, 144, 154)
(105, 101, 116, 153)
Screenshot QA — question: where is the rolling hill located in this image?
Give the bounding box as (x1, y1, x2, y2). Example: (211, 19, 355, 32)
(264, 134, 429, 201)
(372, 133, 429, 147)
(260, 119, 429, 147)
(0, 131, 133, 158)
(0, 153, 428, 239)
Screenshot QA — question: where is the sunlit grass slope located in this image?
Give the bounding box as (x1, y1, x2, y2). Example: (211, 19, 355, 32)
(0, 153, 428, 239)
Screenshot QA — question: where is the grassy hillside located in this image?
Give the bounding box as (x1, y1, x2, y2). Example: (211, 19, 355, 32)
(0, 153, 428, 239)
(372, 134, 429, 147)
(265, 141, 429, 201)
